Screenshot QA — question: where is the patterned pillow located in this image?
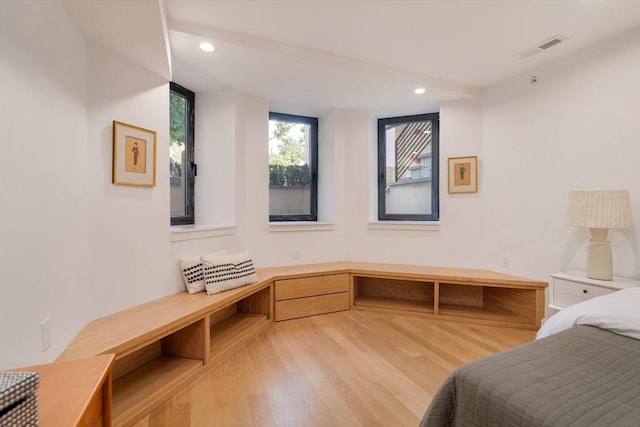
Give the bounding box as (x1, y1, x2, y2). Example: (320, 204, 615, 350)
(0, 371, 39, 426)
(201, 250, 258, 295)
(179, 250, 227, 294)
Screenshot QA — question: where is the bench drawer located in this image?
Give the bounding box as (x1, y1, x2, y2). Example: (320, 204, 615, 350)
(275, 292, 350, 321)
(275, 273, 349, 300)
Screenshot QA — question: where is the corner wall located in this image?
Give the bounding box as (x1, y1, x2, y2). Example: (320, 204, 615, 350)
(170, 91, 346, 278)
(481, 27, 640, 280)
(0, 1, 174, 369)
(86, 43, 172, 317)
(0, 0, 90, 368)
(344, 27, 640, 283)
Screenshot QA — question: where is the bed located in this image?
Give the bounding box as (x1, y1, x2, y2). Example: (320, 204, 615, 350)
(420, 287, 640, 427)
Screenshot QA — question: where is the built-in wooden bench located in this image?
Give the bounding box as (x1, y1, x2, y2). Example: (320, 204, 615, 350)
(57, 262, 547, 426)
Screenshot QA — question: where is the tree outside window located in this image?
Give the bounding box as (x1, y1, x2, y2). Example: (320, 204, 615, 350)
(170, 82, 195, 225)
(268, 112, 318, 222)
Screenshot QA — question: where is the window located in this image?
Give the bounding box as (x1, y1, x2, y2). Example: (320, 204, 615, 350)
(268, 112, 318, 221)
(378, 113, 439, 221)
(170, 82, 195, 225)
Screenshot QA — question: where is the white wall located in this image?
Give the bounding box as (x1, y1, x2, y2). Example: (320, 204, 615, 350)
(0, 1, 174, 369)
(86, 44, 173, 317)
(481, 27, 640, 280)
(344, 27, 640, 284)
(195, 91, 236, 227)
(225, 93, 346, 266)
(169, 91, 347, 292)
(0, 0, 90, 368)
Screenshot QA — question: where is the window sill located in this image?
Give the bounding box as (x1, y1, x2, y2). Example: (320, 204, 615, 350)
(170, 225, 237, 242)
(368, 221, 440, 232)
(269, 222, 335, 232)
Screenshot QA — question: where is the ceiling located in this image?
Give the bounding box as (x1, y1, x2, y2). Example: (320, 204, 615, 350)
(65, 0, 640, 113)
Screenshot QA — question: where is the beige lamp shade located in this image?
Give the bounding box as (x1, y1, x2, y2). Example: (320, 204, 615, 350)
(566, 190, 632, 229)
(566, 189, 632, 280)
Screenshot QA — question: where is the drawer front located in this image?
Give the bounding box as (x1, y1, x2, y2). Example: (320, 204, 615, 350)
(553, 279, 614, 300)
(553, 292, 589, 308)
(275, 273, 349, 301)
(552, 278, 616, 308)
(275, 292, 349, 321)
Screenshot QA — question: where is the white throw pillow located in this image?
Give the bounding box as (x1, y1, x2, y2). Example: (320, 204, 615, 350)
(201, 250, 258, 295)
(536, 287, 640, 340)
(179, 250, 227, 294)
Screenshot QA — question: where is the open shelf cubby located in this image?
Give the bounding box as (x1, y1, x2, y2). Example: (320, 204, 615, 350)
(110, 319, 206, 425)
(209, 286, 272, 364)
(352, 276, 435, 314)
(351, 275, 540, 328)
(438, 283, 537, 326)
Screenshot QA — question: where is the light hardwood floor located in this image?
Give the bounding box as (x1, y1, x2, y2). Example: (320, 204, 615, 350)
(132, 310, 535, 427)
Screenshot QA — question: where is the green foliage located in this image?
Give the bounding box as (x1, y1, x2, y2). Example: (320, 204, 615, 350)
(269, 121, 305, 166)
(268, 120, 309, 187)
(170, 92, 186, 147)
(269, 164, 310, 187)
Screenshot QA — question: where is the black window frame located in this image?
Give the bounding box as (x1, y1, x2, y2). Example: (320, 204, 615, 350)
(268, 112, 318, 222)
(377, 113, 440, 221)
(170, 82, 196, 226)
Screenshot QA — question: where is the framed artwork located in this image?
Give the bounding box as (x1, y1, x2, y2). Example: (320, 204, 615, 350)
(448, 156, 478, 194)
(112, 120, 157, 187)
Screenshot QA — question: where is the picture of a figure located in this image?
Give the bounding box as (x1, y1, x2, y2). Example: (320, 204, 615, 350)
(454, 162, 471, 185)
(125, 136, 146, 173)
(448, 156, 477, 194)
(132, 143, 139, 165)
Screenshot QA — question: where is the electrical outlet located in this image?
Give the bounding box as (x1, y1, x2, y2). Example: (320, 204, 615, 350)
(293, 248, 300, 260)
(41, 317, 52, 352)
(501, 254, 510, 268)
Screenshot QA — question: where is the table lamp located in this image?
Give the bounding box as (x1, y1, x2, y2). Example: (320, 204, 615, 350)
(566, 189, 632, 280)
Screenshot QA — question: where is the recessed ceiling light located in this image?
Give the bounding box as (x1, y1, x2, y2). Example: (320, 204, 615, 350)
(414, 87, 426, 95)
(199, 42, 215, 52)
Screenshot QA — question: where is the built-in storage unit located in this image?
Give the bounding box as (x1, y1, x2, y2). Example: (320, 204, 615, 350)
(110, 320, 206, 425)
(353, 276, 435, 314)
(350, 265, 546, 329)
(437, 282, 537, 326)
(275, 273, 350, 321)
(209, 286, 272, 364)
(58, 262, 546, 425)
(58, 279, 273, 426)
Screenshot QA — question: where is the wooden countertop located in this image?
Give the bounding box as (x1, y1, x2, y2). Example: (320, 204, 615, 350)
(12, 354, 114, 426)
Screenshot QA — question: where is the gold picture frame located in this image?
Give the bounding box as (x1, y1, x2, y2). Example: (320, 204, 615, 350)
(448, 156, 478, 194)
(112, 120, 157, 187)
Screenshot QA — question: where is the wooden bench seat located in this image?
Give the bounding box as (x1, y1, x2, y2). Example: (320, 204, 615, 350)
(57, 262, 547, 426)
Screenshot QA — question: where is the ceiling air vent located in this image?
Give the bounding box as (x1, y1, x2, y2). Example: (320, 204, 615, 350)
(517, 35, 568, 59)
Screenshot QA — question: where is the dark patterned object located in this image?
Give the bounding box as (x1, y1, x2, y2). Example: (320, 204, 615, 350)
(183, 263, 204, 284)
(204, 260, 256, 284)
(0, 371, 39, 427)
(201, 251, 258, 295)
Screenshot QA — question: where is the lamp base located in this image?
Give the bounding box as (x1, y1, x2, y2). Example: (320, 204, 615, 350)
(587, 228, 612, 281)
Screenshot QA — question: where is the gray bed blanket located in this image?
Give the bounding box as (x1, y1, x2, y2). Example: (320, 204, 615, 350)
(420, 325, 640, 427)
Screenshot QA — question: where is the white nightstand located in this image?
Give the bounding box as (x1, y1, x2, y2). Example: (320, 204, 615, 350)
(549, 271, 640, 310)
